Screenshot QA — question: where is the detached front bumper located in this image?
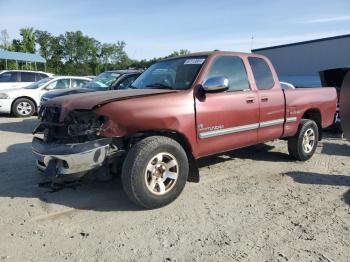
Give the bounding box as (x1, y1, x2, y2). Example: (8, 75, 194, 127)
(32, 137, 114, 179)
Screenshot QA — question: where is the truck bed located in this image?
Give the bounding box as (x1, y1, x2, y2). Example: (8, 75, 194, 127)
(282, 87, 337, 137)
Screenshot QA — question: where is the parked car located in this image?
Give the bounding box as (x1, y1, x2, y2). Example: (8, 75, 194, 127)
(39, 70, 142, 107)
(0, 76, 91, 117)
(33, 51, 337, 209)
(0, 70, 53, 90)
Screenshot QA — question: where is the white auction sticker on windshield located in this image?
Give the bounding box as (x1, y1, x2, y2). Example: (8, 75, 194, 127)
(184, 58, 205, 65)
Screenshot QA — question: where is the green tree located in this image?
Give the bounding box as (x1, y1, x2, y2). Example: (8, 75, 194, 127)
(167, 49, 191, 58)
(11, 39, 22, 52)
(20, 27, 36, 53)
(48, 35, 65, 74)
(129, 49, 192, 69)
(35, 30, 51, 60)
(2, 28, 193, 74)
(86, 37, 101, 75)
(99, 41, 130, 70)
(61, 31, 105, 75)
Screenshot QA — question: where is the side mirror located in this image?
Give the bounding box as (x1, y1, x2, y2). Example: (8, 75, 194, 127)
(202, 76, 229, 92)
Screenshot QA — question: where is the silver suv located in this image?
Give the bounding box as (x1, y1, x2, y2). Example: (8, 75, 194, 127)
(0, 70, 53, 90)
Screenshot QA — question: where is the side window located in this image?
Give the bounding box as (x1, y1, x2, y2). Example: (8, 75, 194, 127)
(39, 73, 49, 79)
(71, 79, 89, 88)
(36, 73, 48, 81)
(0, 72, 18, 82)
(248, 57, 274, 90)
(206, 56, 250, 91)
(46, 79, 70, 90)
(117, 75, 139, 89)
(127, 75, 139, 85)
(116, 77, 131, 89)
(20, 72, 36, 82)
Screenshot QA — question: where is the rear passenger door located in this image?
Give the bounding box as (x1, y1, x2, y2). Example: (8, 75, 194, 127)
(248, 57, 285, 142)
(19, 72, 36, 88)
(196, 55, 259, 157)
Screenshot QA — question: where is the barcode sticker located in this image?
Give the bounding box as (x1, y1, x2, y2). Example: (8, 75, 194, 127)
(184, 58, 205, 65)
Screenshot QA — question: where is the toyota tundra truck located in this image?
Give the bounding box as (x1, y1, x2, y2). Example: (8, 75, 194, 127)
(32, 51, 337, 209)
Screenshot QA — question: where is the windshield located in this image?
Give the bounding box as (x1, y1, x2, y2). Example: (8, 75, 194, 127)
(84, 72, 120, 90)
(25, 77, 53, 89)
(131, 56, 207, 90)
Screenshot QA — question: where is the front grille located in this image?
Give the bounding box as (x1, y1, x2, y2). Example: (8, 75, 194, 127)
(41, 106, 61, 123)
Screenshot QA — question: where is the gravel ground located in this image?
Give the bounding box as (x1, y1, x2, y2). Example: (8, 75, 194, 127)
(0, 116, 349, 262)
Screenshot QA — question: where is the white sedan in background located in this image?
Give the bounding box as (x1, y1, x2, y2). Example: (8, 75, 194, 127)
(0, 76, 91, 117)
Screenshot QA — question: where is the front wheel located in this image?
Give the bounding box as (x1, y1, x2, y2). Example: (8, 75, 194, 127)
(12, 98, 36, 117)
(121, 136, 189, 209)
(288, 119, 319, 161)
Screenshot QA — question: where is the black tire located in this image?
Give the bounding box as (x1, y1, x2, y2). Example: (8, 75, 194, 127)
(122, 136, 189, 209)
(288, 119, 319, 161)
(12, 98, 36, 117)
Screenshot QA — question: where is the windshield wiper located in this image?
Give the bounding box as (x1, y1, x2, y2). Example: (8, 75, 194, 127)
(146, 83, 174, 90)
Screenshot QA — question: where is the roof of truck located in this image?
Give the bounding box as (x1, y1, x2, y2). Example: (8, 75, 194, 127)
(161, 51, 257, 61)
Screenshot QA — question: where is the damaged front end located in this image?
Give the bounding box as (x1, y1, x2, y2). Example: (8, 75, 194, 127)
(32, 106, 123, 182)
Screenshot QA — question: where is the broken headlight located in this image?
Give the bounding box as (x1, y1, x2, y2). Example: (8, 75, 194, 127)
(66, 110, 107, 137)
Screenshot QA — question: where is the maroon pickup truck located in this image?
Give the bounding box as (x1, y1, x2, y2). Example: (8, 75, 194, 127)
(33, 51, 337, 208)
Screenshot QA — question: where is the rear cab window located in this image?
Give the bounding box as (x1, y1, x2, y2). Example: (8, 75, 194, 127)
(206, 56, 250, 91)
(248, 57, 274, 90)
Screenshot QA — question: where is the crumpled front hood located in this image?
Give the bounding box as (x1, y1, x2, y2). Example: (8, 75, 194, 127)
(44, 89, 176, 112)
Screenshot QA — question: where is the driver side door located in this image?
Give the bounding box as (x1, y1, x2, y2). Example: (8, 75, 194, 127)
(195, 55, 259, 157)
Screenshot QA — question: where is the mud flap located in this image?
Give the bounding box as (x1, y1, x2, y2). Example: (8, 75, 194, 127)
(187, 154, 200, 183)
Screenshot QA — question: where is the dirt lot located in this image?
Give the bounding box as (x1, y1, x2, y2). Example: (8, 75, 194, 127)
(0, 116, 349, 262)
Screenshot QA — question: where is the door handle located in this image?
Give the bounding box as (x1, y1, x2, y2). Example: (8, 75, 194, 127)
(246, 97, 255, 104)
(261, 96, 269, 102)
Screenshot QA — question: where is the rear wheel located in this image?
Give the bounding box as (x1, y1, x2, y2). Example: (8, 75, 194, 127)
(122, 136, 189, 209)
(288, 119, 319, 161)
(12, 98, 36, 117)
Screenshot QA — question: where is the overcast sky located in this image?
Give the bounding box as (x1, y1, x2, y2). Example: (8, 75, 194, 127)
(0, 0, 349, 60)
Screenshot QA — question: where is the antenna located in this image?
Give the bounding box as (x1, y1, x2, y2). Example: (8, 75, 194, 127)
(250, 35, 254, 52)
